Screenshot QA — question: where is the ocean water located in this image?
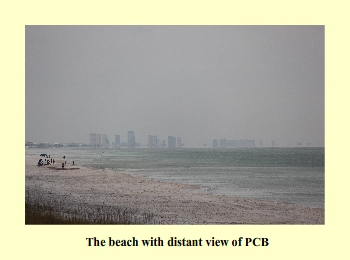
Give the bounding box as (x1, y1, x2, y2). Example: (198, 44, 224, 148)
(26, 147, 325, 209)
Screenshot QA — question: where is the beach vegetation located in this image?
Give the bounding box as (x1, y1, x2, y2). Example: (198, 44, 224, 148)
(25, 190, 162, 225)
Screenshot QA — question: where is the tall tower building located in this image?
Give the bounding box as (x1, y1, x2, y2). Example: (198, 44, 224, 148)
(127, 131, 136, 149)
(168, 136, 176, 148)
(212, 139, 218, 148)
(115, 134, 120, 149)
(148, 135, 158, 148)
(89, 133, 101, 148)
(101, 134, 108, 148)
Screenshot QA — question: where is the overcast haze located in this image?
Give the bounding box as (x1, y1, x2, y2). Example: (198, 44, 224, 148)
(25, 26, 324, 147)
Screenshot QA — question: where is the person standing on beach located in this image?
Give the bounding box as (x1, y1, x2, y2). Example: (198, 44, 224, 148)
(62, 162, 64, 169)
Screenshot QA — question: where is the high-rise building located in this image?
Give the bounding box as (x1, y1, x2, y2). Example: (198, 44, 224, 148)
(101, 134, 108, 148)
(148, 135, 158, 148)
(89, 133, 95, 147)
(212, 139, 218, 148)
(115, 134, 120, 149)
(89, 133, 108, 148)
(219, 139, 227, 148)
(168, 136, 176, 148)
(89, 133, 100, 148)
(127, 131, 136, 149)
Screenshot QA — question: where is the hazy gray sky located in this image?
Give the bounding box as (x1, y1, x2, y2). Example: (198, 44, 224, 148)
(26, 26, 324, 147)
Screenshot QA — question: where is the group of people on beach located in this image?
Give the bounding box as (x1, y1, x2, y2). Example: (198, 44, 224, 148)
(37, 154, 74, 168)
(37, 154, 55, 166)
(37, 158, 55, 166)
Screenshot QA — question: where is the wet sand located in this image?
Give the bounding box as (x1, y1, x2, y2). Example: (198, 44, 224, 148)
(25, 154, 324, 224)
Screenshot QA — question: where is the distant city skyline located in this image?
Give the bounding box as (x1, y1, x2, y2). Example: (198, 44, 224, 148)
(26, 130, 323, 148)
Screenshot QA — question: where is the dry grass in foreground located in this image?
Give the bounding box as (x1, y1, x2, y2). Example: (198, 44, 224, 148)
(25, 190, 162, 225)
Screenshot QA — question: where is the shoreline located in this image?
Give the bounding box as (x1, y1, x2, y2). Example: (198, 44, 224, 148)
(25, 154, 324, 224)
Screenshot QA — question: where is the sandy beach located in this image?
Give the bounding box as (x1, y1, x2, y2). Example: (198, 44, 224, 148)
(25, 154, 324, 224)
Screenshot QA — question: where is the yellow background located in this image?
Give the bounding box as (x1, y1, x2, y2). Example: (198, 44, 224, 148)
(1, 1, 346, 259)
